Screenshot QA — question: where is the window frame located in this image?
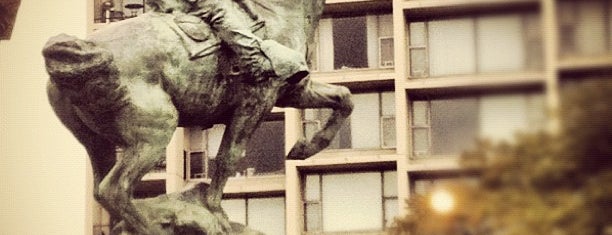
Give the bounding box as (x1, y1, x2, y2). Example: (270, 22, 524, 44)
(184, 118, 286, 180)
(379, 36, 395, 68)
(410, 100, 432, 158)
(185, 150, 211, 180)
(185, 125, 221, 181)
(409, 92, 545, 158)
(408, 21, 430, 78)
(302, 170, 399, 234)
(557, 0, 612, 58)
(380, 115, 397, 149)
(313, 13, 395, 72)
(222, 196, 287, 235)
(92, 0, 148, 24)
(408, 12, 543, 79)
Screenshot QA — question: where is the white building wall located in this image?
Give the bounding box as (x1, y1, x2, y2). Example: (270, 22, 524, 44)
(0, 1, 88, 234)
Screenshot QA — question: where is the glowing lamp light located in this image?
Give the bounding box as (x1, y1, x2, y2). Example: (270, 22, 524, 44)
(430, 189, 455, 214)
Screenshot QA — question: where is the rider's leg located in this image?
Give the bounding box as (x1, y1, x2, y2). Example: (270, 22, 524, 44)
(189, 0, 308, 83)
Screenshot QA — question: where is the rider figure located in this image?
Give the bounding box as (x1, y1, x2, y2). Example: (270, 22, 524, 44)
(147, 0, 309, 84)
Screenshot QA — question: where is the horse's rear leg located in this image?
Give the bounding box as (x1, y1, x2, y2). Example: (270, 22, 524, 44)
(276, 79, 353, 159)
(100, 143, 170, 234)
(48, 83, 116, 200)
(96, 91, 178, 235)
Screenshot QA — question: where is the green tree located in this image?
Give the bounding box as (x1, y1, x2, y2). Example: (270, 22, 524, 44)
(391, 79, 612, 235)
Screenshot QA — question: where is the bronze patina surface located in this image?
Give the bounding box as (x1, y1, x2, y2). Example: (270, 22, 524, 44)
(43, 0, 352, 234)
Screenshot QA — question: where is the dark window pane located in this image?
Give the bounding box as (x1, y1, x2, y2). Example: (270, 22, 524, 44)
(333, 16, 368, 69)
(134, 180, 165, 199)
(243, 120, 285, 175)
(431, 98, 478, 155)
(190, 152, 205, 178)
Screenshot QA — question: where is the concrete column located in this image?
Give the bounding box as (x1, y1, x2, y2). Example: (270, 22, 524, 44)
(542, 0, 561, 134)
(166, 128, 186, 193)
(284, 108, 303, 155)
(285, 161, 303, 235)
(393, 0, 411, 216)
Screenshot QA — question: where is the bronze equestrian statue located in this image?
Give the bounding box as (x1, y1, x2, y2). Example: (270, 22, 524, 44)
(42, 0, 352, 234)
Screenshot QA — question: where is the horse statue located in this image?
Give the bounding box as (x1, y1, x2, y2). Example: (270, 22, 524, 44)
(42, 0, 353, 234)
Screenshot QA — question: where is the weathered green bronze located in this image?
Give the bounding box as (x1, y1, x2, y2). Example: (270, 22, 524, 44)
(0, 0, 21, 40)
(43, 0, 352, 234)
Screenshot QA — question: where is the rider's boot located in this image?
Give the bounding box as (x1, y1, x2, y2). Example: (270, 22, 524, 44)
(188, 0, 309, 84)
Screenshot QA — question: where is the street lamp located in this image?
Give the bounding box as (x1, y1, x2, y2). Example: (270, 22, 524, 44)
(430, 189, 455, 214)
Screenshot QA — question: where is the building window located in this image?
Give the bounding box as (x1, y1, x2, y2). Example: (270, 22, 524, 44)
(314, 14, 394, 71)
(185, 119, 285, 179)
(94, 0, 147, 23)
(410, 92, 545, 157)
(333, 16, 368, 69)
(380, 37, 395, 68)
(222, 196, 286, 235)
(410, 174, 479, 196)
(304, 171, 398, 233)
(408, 12, 542, 78)
(242, 119, 286, 175)
(185, 124, 224, 179)
(303, 91, 396, 150)
(558, 0, 612, 58)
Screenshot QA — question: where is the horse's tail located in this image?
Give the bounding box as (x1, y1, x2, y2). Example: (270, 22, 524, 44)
(43, 34, 118, 89)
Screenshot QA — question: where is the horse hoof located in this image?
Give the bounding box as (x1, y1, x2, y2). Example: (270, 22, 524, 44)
(286, 140, 308, 160)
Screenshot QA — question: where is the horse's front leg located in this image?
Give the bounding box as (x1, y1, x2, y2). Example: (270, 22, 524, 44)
(204, 102, 272, 232)
(276, 79, 353, 160)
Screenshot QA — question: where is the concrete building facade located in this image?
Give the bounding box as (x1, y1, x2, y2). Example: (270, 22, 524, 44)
(87, 0, 612, 234)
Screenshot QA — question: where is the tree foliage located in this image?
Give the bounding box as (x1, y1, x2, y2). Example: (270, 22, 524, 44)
(391, 78, 612, 235)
